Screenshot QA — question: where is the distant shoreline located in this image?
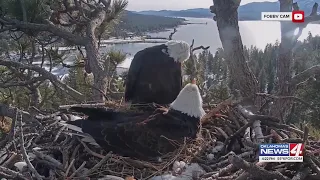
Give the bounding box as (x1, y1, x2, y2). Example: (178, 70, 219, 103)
(163, 16, 265, 21)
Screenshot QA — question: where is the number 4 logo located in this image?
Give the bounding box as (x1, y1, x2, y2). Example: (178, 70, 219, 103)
(290, 143, 304, 156)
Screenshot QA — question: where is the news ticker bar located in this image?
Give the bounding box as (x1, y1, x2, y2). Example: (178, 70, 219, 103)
(259, 156, 303, 162)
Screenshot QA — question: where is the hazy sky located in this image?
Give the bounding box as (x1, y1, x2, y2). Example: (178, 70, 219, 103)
(127, 0, 278, 11)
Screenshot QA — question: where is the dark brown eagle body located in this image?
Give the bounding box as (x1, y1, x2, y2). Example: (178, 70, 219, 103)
(67, 107, 200, 160)
(64, 82, 205, 161)
(124, 41, 190, 105)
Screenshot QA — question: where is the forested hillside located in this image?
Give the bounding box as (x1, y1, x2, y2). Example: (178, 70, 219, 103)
(187, 33, 320, 129)
(113, 11, 186, 37)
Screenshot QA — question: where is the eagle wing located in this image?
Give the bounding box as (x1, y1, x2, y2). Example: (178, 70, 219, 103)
(173, 62, 183, 98)
(69, 107, 114, 117)
(139, 112, 194, 139)
(124, 49, 145, 102)
(99, 114, 163, 159)
(84, 111, 195, 159)
(124, 44, 172, 103)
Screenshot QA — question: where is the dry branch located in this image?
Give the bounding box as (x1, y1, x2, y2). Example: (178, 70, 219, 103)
(18, 111, 43, 180)
(188, 39, 210, 81)
(168, 28, 177, 40)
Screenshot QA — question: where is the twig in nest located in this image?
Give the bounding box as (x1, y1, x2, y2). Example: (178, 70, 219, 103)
(203, 164, 237, 179)
(34, 119, 60, 142)
(0, 166, 28, 180)
(99, 175, 125, 180)
(0, 172, 17, 179)
(228, 111, 241, 129)
(1, 152, 19, 167)
(222, 119, 255, 152)
(18, 110, 43, 180)
(201, 98, 232, 124)
(0, 133, 39, 160)
(84, 152, 112, 176)
(65, 159, 75, 177)
(282, 138, 304, 143)
(234, 164, 268, 180)
(304, 157, 320, 175)
(33, 149, 64, 170)
(210, 151, 254, 169)
(303, 125, 309, 145)
(69, 161, 86, 178)
(228, 152, 290, 180)
(54, 125, 66, 142)
(79, 139, 105, 159)
(292, 167, 310, 180)
(62, 148, 70, 169)
(262, 122, 304, 136)
(215, 127, 229, 139)
(122, 157, 158, 170)
(144, 138, 188, 179)
(59, 103, 105, 109)
(270, 129, 283, 143)
(80, 140, 158, 171)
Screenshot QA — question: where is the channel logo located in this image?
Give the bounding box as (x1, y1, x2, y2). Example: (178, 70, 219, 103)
(259, 143, 304, 162)
(261, 11, 305, 23)
(292, 11, 304, 23)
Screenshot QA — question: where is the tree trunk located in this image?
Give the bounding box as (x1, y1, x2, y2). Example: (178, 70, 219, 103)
(28, 86, 42, 125)
(85, 11, 108, 102)
(270, 0, 294, 122)
(29, 87, 42, 108)
(85, 38, 108, 102)
(210, 0, 260, 107)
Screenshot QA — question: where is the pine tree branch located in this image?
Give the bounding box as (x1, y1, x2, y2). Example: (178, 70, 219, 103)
(100, 0, 112, 10)
(0, 76, 46, 88)
(0, 59, 85, 101)
(256, 93, 319, 112)
(0, 17, 87, 45)
(291, 65, 320, 86)
(87, 9, 107, 33)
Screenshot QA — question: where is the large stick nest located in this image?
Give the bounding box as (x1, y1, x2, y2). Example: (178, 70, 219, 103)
(0, 100, 319, 180)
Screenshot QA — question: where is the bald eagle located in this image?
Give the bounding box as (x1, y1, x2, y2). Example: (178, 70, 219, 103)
(124, 40, 190, 106)
(61, 81, 205, 161)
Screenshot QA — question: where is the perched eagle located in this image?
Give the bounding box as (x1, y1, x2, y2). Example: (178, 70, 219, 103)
(124, 40, 190, 105)
(61, 81, 205, 161)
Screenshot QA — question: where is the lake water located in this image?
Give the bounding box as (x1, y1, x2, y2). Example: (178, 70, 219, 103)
(45, 17, 320, 77)
(102, 17, 320, 68)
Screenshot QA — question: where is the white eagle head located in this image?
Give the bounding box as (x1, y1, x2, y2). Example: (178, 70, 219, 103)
(170, 79, 206, 118)
(165, 40, 190, 63)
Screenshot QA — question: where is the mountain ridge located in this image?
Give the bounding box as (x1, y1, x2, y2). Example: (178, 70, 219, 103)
(134, 0, 320, 20)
